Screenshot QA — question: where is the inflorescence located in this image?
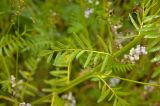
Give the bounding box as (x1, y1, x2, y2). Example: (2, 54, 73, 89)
(61, 92, 76, 106)
(124, 45, 147, 63)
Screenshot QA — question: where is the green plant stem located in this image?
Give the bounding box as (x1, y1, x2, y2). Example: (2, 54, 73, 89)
(67, 62, 71, 83)
(56, 70, 94, 94)
(97, 75, 118, 97)
(51, 48, 111, 56)
(109, 76, 160, 87)
(55, 63, 102, 94)
(31, 94, 52, 105)
(0, 95, 17, 103)
(16, 50, 19, 81)
(107, 22, 113, 53)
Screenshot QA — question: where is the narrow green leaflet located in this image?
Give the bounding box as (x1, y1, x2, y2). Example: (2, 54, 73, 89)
(73, 33, 86, 49)
(144, 0, 152, 9)
(148, 45, 160, 53)
(144, 34, 160, 39)
(97, 89, 110, 103)
(108, 93, 114, 101)
(47, 52, 54, 63)
(151, 67, 160, 78)
(76, 50, 85, 59)
(136, 13, 142, 25)
(51, 94, 64, 106)
(44, 77, 68, 86)
(50, 70, 67, 77)
(56, 41, 68, 49)
(129, 14, 139, 30)
(151, 55, 160, 63)
(116, 91, 130, 96)
(98, 80, 102, 89)
(100, 54, 109, 72)
(68, 50, 79, 62)
(97, 35, 108, 52)
(147, 38, 160, 50)
(94, 53, 100, 65)
(53, 52, 68, 67)
(53, 52, 62, 65)
(3, 47, 10, 56)
(144, 2, 156, 17)
(117, 97, 129, 106)
(113, 98, 117, 106)
(84, 52, 93, 68)
(79, 33, 92, 50)
(8, 44, 14, 53)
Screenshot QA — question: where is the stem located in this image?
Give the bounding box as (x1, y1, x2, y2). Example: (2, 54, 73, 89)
(56, 63, 102, 94)
(51, 48, 111, 56)
(98, 76, 118, 97)
(0, 96, 17, 103)
(31, 94, 52, 105)
(16, 50, 19, 80)
(56, 70, 94, 94)
(109, 76, 160, 87)
(67, 62, 71, 83)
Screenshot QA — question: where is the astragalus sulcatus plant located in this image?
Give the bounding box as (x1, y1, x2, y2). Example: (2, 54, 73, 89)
(0, 0, 160, 106)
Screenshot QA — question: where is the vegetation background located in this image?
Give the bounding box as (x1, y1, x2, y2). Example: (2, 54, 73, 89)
(0, 0, 160, 106)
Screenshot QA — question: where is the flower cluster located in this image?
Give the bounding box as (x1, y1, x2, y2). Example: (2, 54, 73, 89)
(124, 45, 147, 63)
(84, 8, 94, 18)
(84, 0, 99, 18)
(11, 75, 16, 88)
(88, 0, 99, 5)
(19, 102, 31, 106)
(15, 0, 25, 15)
(61, 92, 76, 106)
(109, 78, 120, 87)
(10, 75, 24, 97)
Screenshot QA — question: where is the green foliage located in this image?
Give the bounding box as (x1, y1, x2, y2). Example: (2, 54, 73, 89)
(0, 0, 160, 106)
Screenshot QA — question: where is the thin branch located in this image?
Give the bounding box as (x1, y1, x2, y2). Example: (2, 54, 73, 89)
(0, 95, 17, 103)
(97, 75, 118, 98)
(109, 76, 160, 87)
